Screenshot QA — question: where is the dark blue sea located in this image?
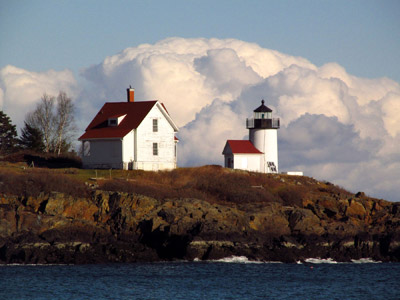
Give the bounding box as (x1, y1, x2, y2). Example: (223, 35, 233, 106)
(1, 257, 399, 300)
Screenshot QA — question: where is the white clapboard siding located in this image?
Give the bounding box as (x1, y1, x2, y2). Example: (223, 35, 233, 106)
(135, 103, 176, 170)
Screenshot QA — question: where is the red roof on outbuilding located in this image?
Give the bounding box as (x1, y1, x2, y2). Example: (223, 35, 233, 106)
(79, 101, 157, 140)
(226, 140, 262, 154)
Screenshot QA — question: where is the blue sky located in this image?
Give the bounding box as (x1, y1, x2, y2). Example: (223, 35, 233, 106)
(1, 0, 399, 82)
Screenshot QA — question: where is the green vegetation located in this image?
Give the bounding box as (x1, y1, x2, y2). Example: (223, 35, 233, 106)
(0, 111, 18, 155)
(18, 122, 45, 152)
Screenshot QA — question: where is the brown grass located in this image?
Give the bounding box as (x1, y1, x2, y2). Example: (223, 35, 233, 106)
(0, 161, 353, 207)
(97, 165, 315, 206)
(0, 168, 89, 198)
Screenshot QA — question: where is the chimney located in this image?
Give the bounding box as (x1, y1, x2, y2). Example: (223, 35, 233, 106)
(127, 86, 134, 102)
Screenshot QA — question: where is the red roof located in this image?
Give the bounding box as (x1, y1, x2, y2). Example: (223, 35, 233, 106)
(79, 101, 157, 140)
(109, 113, 126, 118)
(226, 140, 262, 154)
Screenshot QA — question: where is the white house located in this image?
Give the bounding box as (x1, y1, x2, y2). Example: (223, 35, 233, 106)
(79, 87, 179, 170)
(222, 100, 280, 173)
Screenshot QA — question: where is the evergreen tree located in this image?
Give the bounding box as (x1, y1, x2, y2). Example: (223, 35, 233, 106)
(0, 111, 18, 155)
(18, 122, 45, 152)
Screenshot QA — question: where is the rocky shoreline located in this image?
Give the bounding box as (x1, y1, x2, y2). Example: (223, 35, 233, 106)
(1, 188, 399, 264)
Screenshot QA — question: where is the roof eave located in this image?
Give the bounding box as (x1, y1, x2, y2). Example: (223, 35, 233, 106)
(232, 152, 263, 155)
(79, 136, 124, 141)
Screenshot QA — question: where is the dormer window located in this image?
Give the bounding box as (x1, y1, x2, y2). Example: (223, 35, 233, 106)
(108, 114, 126, 127)
(109, 119, 118, 126)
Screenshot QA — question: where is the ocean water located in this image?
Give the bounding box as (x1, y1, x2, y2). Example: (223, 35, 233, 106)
(0, 258, 399, 300)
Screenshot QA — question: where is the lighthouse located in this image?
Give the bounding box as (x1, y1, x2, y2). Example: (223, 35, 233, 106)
(222, 100, 280, 173)
(247, 100, 280, 173)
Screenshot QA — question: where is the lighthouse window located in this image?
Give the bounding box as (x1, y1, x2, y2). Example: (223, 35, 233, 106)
(261, 114, 265, 119)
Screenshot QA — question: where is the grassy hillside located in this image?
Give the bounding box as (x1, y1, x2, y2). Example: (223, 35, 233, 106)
(0, 157, 360, 210)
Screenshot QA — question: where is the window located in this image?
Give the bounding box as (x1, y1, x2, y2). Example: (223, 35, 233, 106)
(153, 143, 158, 155)
(153, 119, 158, 132)
(109, 119, 117, 126)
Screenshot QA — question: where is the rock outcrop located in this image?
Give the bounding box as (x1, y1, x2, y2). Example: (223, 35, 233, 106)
(0, 186, 399, 264)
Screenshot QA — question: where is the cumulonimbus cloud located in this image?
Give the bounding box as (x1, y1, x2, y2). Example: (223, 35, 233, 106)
(1, 37, 400, 201)
(0, 65, 78, 129)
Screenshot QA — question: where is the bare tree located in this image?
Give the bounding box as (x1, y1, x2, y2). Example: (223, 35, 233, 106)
(54, 91, 75, 155)
(26, 91, 76, 154)
(26, 93, 55, 153)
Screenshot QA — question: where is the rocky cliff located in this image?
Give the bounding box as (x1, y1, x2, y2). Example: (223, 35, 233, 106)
(1, 176, 399, 264)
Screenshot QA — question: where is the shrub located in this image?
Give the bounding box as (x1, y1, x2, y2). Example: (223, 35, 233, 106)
(1, 150, 82, 168)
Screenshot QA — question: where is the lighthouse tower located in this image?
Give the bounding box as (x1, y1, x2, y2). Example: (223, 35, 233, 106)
(247, 100, 280, 173)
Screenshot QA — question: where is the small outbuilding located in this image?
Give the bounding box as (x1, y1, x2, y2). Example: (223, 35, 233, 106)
(222, 140, 263, 172)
